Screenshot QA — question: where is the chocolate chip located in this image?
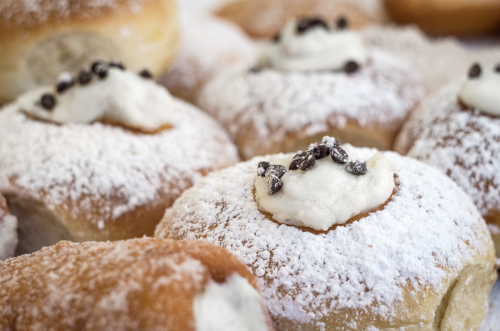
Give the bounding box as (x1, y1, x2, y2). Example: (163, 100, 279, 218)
(109, 60, 125, 70)
(344, 61, 359, 74)
(321, 136, 339, 154)
(266, 164, 286, 179)
(290, 150, 315, 171)
(272, 33, 281, 43)
(345, 160, 367, 175)
(78, 69, 92, 85)
(40, 94, 56, 110)
(296, 17, 328, 34)
(91, 60, 105, 74)
(309, 144, 328, 159)
(139, 69, 153, 79)
(257, 161, 270, 177)
(468, 63, 481, 79)
(495, 64, 500, 73)
(267, 174, 283, 195)
(56, 76, 74, 93)
(336, 16, 348, 29)
(330, 146, 349, 164)
(249, 66, 262, 74)
(96, 65, 108, 79)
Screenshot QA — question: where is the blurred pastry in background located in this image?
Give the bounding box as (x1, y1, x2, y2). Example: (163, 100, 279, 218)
(395, 62, 500, 256)
(0, 0, 179, 104)
(0, 194, 17, 260)
(198, 17, 424, 159)
(156, 139, 497, 330)
(0, 238, 275, 331)
(384, 0, 500, 36)
(0, 62, 238, 255)
(158, 12, 257, 103)
(215, 0, 377, 40)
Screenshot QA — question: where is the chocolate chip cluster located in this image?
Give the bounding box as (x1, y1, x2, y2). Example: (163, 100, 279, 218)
(38, 60, 153, 111)
(467, 62, 500, 79)
(257, 136, 368, 195)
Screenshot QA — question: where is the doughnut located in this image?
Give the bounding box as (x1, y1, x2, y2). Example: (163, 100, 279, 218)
(0, 0, 179, 104)
(158, 11, 257, 103)
(0, 62, 239, 255)
(215, 0, 376, 40)
(0, 238, 275, 331)
(384, 0, 500, 36)
(0, 194, 17, 260)
(197, 18, 424, 159)
(395, 62, 500, 257)
(155, 138, 497, 330)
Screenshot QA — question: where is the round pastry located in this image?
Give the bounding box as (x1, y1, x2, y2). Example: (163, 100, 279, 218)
(158, 12, 257, 103)
(156, 137, 497, 330)
(0, 238, 275, 331)
(0, 194, 17, 260)
(198, 18, 424, 159)
(395, 62, 500, 257)
(0, 0, 179, 104)
(0, 62, 239, 255)
(384, 0, 500, 36)
(215, 0, 376, 40)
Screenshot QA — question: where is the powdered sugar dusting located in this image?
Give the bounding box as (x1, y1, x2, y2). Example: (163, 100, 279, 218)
(198, 49, 423, 158)
(158, 11, 257, 101)
(395, 82, 500, 216)
(0, 0, 154, 28)
(156, 147, 492, 324)
(362, 25, 500, 91)
(0, 239, 211, 329)
(0, 99, 238, 224)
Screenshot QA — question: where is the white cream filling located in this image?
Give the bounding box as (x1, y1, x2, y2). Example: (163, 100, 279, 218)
(18, 68, 175, 132)
(264, 19, 368, 72)
(255, 146, 396, 231)
(194, 273, 269, 331)
(459, 67, 500, 117)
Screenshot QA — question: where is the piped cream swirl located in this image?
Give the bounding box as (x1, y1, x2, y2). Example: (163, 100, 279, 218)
(255, 145, 395, 231)
(459, 65, 500, 117)
(263, 19, 368, 72)
(18, 68, 175, 132)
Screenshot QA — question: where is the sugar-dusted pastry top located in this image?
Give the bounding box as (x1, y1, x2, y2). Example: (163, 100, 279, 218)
(0, 238, 273, 331)
(198, 48, 424, 157)
(395, 82, 500, 216)
(156, 145, 492, 325)
(263, 17, 368, 72)
(0, 195, 17, 260)
(0, 97, 238, 230)
(158, 11, 257, 101)
(19, 65, 174, 133)
(255, 141, 395, 230)
(0, 0, 156, 29)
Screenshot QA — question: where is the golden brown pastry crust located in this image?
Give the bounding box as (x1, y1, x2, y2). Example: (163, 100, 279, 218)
(215, 0, 375, 39)
(0, 238, 275, 331)
(384, 0, 500, 36)
(0, 0, 179, 103)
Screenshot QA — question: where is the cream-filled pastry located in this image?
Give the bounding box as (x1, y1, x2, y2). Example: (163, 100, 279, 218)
(156, 137, 497, 331)
(198, 17, 424, 159)
(0, 61, 238, 255)
(395, 62, 500, 257)
(0, 238, 275, 331)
